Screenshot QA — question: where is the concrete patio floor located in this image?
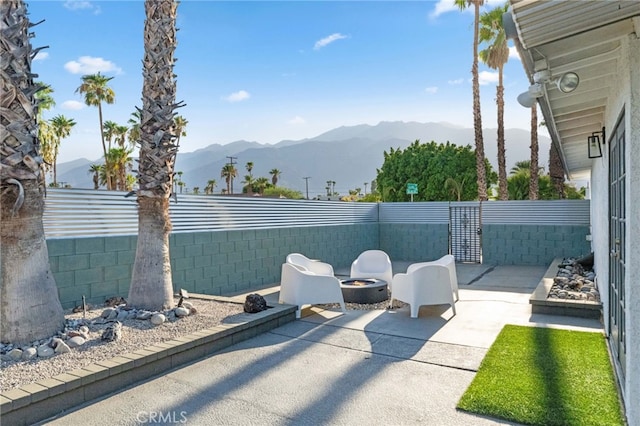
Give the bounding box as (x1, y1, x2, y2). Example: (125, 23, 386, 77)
(41, 263, 604, 426)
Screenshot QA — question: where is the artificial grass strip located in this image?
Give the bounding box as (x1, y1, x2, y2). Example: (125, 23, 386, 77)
(457, 325, 625, 426)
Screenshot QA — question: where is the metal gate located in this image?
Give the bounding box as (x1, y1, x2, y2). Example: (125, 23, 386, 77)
(449, 204, 482, 263)
(609, 116, 626, 381)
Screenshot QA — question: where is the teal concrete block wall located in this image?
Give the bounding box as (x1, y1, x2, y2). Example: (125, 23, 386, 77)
(48, 224, 378, 309)
(379, 223, 449, 262)
(482, 224, 591, 265)
(48, 236, 137, 310)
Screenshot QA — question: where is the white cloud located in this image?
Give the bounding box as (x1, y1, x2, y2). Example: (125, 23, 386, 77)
(64, 56, 122, 75)
(33, 51, 49, 61)
(424, 86, 438, 94)
(62, 100, 85, 110)
(314, 33, 348, 50)
(429, 0, 459, 19)
(430, 0, 506, 19)
(288, 116, 306, 125)
(223, 90, 250, 102)
(509, 46, 520, 60)
(64, 1, 101, 15)
(448, 78, 464, 85)
(479, 70, 499, 85)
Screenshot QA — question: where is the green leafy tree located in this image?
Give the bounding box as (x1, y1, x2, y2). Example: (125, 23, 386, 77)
(376, 140, 496, 202)
(263, 186, 303, 199)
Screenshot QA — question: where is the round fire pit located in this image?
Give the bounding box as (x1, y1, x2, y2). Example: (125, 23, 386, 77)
(340, 278, 388, 304)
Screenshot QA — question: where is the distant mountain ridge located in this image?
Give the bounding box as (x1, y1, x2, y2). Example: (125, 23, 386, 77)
(56, 121, 550, 197)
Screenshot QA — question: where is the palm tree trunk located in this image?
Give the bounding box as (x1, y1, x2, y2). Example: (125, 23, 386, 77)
(129, 197, 174, 310)
(496, 70, 507, 200)
(1, 0, 64, 345)
(472, 2, 487, 201)
(97, 103, 112, 190)
(1, 181, 65, 344)
(529, 103, 539, 200)
(128, 0, 179, 311)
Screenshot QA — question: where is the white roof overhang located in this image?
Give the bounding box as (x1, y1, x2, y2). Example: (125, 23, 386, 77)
(506, 0, 640, 180)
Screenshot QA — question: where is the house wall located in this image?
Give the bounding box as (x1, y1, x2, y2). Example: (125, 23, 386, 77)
(591, 33, 640, 425)
(624, 33, 640, 425)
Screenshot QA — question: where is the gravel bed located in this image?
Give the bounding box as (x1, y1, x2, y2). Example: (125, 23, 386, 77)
(1, 295, 399, 394)
(0, 298, 245, 393)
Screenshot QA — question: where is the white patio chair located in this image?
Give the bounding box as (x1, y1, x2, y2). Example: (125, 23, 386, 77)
(406, 254, 459, 301)
(286, 253, 335, 276)
(350, 250, 393, 289)
(390, 263, 456, 318)
(279, 262, 346, 319)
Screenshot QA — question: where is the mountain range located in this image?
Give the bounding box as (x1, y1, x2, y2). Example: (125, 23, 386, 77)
(56, 121, 551, 197)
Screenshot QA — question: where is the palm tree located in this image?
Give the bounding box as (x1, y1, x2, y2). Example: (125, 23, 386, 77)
(175, 170, 184, 193)
(529, 103, 540, 200)
(129, 0, 181, 311)
(246, 161, 253, 176)
(255, 177, 269, 194)
(242, 174, 255, 195)
(34, 83, 56, 184)
(1, 0, 65, 344)
(128, 109, 142, 146)
(221, 163, 237, 194)
(479, 4, 509, 201)
(76, 72, 115, 189)
(49, 115, 76, 186)
(270, 168, 282, 186)
(88, 164, 101, 189)
(106, 147, 132, 191)
(114, 124, 129, 148)
(455, 0, 487, 201)
(204, 179, 216, 195)
(549, 141, 566, 199)
(102, 120, 118, 150)
(445, 177, 465, 202)
(173, 115, 188, 148)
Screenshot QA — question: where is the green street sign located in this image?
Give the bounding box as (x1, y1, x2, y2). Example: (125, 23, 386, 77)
(406, 183, 418, 195)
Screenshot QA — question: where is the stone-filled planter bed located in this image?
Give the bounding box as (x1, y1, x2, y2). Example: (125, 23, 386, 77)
(529, 257, 602, 319)
(0, 297, 296, 426)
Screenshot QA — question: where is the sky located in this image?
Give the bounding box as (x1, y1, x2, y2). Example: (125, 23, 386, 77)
(27, 0, 547, 164)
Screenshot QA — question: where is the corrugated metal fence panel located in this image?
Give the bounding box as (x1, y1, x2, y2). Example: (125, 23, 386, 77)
(43, 189, 139, 238)
(43, 189, 379, 238)
(379, 202, 450, 224)
(481, 200, 590, 225)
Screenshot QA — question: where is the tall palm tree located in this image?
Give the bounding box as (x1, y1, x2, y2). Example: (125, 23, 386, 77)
(49, 115, 76, 186)
(76, 72, 115, 189)
(1, 0, 65, 344)
(549, 140, 566, 199)
(114, 124, 129, 148)
(529, 103, 540, 200)
(173, 115, 188, 148)
(129, 0, 182, 311)
(479, 4, 509, 200)
(455, 0, 487, 201)
(221, 163, 237, 194)
(102, 120, 118, 151)
(270, 168, 282, 186)
(88, 164, 101, 189)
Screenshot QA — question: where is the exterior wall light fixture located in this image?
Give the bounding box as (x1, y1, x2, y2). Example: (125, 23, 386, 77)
(588, 127, 606, 159)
